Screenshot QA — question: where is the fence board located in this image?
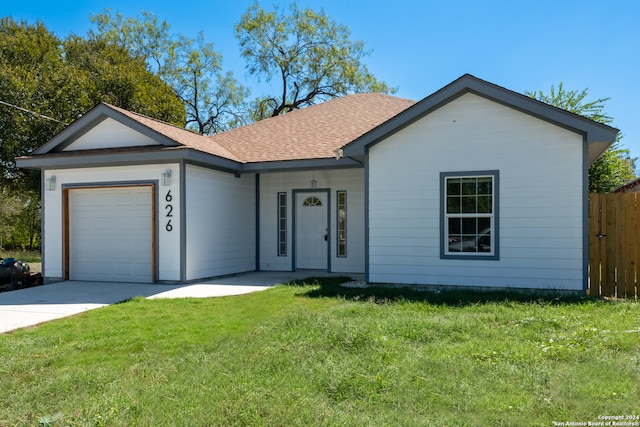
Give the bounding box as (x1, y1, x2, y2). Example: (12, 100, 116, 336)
(589, 192, 639, 298)
(627, 193, 638, 298)
(615, 194, 625, 296)
(588, 194, 601, 295)
(603, 194, 617, 296)
(620, 193, 633, 296)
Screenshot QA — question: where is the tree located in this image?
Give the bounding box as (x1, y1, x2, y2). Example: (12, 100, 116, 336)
(526, 83, 636, 193)
(235, 2, 394, 120)
(0, 18, 186, 248)
(587, 144, 637, 193)
(0, 18, 86, 193)
(168, 33, 248, 134)
(0, 18, 185, 194)
(90, 10, 248, 134)
(0, 188, 40, 251)
(63, 35, 186, 125)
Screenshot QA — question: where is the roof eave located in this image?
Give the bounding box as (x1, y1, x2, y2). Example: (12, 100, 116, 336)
(240, 157, 363, 173)
(16, 147, 242, 173)
(342, 74, 619, 162)
(33, 103, 182, 155)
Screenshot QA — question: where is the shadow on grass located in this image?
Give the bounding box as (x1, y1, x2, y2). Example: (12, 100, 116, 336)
(285, 277, 606, 306)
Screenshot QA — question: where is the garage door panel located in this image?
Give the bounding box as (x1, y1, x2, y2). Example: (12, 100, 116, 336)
(68, 186, 154, 283)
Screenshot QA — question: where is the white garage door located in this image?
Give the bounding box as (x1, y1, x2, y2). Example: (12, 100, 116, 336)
(68, 186, 154, 282)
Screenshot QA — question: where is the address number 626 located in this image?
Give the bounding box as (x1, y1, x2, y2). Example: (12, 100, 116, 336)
(165, 190, 173, 232)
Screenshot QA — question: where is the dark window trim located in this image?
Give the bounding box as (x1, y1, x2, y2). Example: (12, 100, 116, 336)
(440, 170, 500, 260)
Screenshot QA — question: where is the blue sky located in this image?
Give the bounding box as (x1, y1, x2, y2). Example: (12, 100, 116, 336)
(4, 0, 640, 160)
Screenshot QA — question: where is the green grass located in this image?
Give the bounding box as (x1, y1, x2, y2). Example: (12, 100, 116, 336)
(1, 278, 638, 426)
(0, 250, 41, 263)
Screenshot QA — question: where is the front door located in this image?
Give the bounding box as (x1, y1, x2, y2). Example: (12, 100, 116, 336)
(295, 192, 328, 269)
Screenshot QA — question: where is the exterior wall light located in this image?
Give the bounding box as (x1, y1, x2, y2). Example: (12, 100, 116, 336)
(161, 169, 171, 186)
(311, 172, 317, 189)
(45, 175, 56, 191)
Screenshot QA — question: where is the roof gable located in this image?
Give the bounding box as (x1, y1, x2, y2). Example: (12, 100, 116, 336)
(33, 103, 242, 162)
(61, 117, 160, 151)
(342, 74, 619, 164)
(34, 103, 181, 155)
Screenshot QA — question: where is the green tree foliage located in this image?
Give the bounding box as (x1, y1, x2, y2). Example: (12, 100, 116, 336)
(0, 18, 84, 193)
(0, 18, 185, 248)
(90, 10, 248, 134)
(0, 17, 185, 194)
(63, 36, 186, 125)
(526, 83, 636, 193)
(0, 188, 40, 250)
(587, 144, 637, 193)
(235, 2, 394, 120)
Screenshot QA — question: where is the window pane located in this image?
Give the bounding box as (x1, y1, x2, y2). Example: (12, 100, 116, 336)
(462, 178, 476, 195)
(478, 228, 491, 252)
(477, 195, 492, 213)
(337, 191, 347, 257)
(477, 177, 492, 195)
(277, 192, 287, 256)
(447, 196, 460, 213)
(303, 196, 322, 206)
(448, 217, 461, 234)
(478, 217, 491, 231)
(462, 196, 476, 213)
(447, 178, 461, 196)
(461, 217, 477, 235)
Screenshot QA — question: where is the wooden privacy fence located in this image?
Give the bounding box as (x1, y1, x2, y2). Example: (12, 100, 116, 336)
(588, 192, 639, 298)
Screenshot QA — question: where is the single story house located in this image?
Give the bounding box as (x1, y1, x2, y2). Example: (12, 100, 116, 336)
(17, 74, 618, 292)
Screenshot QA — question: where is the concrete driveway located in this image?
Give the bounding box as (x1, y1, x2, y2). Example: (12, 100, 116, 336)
(1, 271, 360, 333)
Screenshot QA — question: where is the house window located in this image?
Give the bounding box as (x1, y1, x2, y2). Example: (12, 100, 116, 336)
(277, 192, 287, 256)
(303, 196, 322, 206)
(337, 191, 347, 257)
(441, 171, 499, 260)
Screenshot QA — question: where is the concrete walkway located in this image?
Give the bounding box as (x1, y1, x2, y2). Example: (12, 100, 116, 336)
(0, 271, 361, 333)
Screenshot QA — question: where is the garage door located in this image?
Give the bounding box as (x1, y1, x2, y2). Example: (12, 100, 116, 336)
(67, 186, 154, 282)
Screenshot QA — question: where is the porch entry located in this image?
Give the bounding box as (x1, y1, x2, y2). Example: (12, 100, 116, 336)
(294, 190, 329, 270)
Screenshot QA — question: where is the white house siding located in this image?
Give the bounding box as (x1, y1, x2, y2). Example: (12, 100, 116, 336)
(184, 165, 255, 280)
(259, 168, 365, 273)
(62, 118, 161, 151)
(42, 164, 181, 282)
(368, 93, 585, 291)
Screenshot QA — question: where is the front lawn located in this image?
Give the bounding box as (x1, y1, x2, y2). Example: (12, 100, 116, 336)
(0, 278, 638, 426)
(0, 250, 41, 263)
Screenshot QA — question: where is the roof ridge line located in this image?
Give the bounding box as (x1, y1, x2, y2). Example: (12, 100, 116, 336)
(102, 102, 204, 136)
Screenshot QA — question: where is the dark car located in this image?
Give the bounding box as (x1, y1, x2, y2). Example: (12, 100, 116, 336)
(0, 258, 30, 287)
